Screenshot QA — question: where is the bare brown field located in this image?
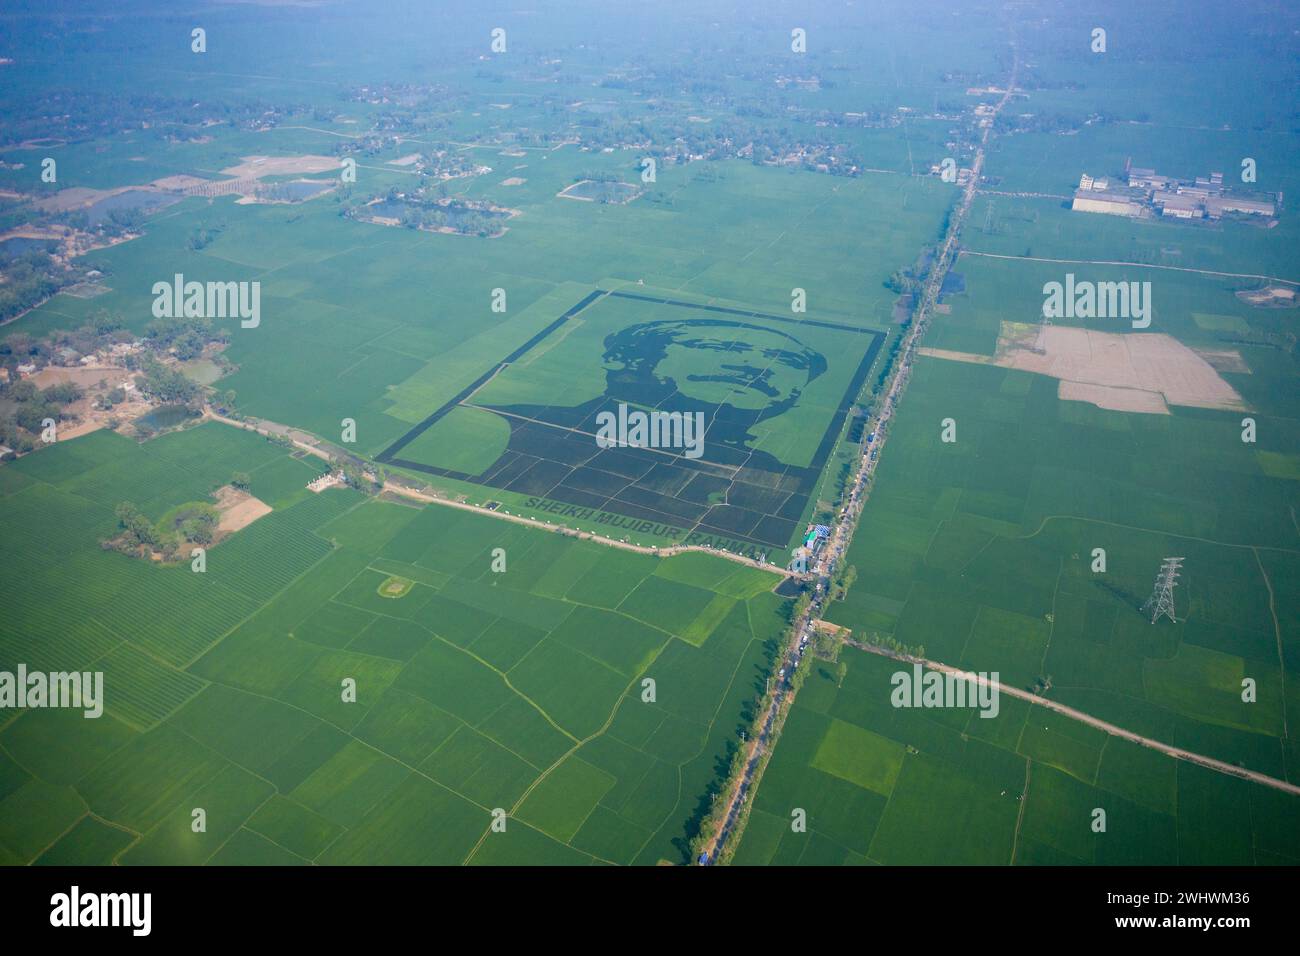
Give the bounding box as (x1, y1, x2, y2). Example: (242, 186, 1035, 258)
(150, 174, 212, 191)
(1236, 285, 1297, 308)
(219, 154, 338, 178)
(1058, 381, 1170, 414)
(29, 365, 149, 440)
(921, 322, 1248, 414)
(34, 187, 126, 212)
(0, 224, 69, 242)
(213, 485, 272, 533)
(31, 365, 129, 390)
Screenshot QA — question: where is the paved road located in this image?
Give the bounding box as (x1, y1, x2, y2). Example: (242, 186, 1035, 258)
(700, 48, 1023, 865)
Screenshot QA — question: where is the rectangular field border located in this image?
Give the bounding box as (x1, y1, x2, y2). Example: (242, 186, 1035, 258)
(377, 289, 884, 553)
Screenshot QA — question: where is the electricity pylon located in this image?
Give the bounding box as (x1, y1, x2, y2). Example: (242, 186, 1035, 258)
(1141, 557, 1184, 623)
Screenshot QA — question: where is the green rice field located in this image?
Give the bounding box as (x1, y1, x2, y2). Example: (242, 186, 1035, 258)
(0, 423, 790, 865)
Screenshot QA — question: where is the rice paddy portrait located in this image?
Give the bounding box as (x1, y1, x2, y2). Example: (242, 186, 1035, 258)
(379, 291, 883, 554)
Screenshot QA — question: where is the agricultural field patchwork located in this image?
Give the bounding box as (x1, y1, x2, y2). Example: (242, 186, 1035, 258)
(735, 647, 1300, 865)
(737, 209, 1300, 865)
(0, 0, 1296, 884)
(0, 425, 789, 865)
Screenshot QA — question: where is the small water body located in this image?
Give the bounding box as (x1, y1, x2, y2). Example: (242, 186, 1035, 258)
(85, 190, 179, 226)
(263, 180, 333, 201)
(137, 404, 196, 430)
(566, 180, 638, 202)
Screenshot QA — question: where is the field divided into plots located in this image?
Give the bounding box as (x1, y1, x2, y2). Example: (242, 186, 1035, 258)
(13, 151, 949, 536)
(0, 423, 789, 865)
(735, 646, 1300, 865)
(735, 239, 1300, 865)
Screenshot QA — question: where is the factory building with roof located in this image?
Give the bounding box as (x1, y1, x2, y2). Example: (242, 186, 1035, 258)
(1070, 162, 1279, 222)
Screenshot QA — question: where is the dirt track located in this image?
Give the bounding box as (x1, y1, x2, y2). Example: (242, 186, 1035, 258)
(202, 408, 793, 579)
(847, 638, 1300, 798)
(960, 250, 1300, 287)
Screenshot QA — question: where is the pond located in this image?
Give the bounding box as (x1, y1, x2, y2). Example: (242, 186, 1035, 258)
(85, 190, 180, 226)
(137, 404, 197, 431)
(562, 180, 640, 203)
(259, 179, 334, 202)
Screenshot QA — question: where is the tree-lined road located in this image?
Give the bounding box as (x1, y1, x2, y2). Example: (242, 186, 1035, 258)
(700, 48, 1023, 865)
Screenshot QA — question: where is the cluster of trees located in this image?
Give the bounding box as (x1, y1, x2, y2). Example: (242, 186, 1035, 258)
(883, 245, 934, 296)
(2, 308, 126, 379)
(686, 593, 826, 864)
(332, 105, 462, 156)
(415, 148, 483, 180)
(560, 103, 870, 178)
(349, 188, 507, 238)
(96, 385, 128, 409)
(255, 183, 311, 204)
(829, 563, 857, 602)
(0, 250, 63, 324)
(810, 627, 843, 662)
(75, 205, 145, 238)
(144, 314, 226, 361)
(685, 738, 746, 864)
(39, 380, 81, 404)
(993, 111, 1095, 136)
(1, 87, 288, 148)
(864, 631, 925, 659)
(159, 501, 220, 548)
(685, 623, 788, 864)
(575, 170, 625, 184)
(137, 356, 201, 406)
(105, 502, 162, 556)
(187, 225, 224, 251)
(0, 378, 82, 452)
(792, 589, 813, 622)
(397, 203, 503, 237)
(872, 327, 906, 396)
(105, 500, 220, 560)
(640, 189, 676, 207)
(884, 268, 923, 296)
(504, 129, 570, 149)
(0, 306, 234, 455)
(333, 457, 385, 494)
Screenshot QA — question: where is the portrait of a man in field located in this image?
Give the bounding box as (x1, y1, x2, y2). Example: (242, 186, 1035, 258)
(598, 318, 828, 427)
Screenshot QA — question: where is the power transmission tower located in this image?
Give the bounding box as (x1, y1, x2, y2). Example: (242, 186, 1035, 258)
(1141, 557, 1184, 623)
